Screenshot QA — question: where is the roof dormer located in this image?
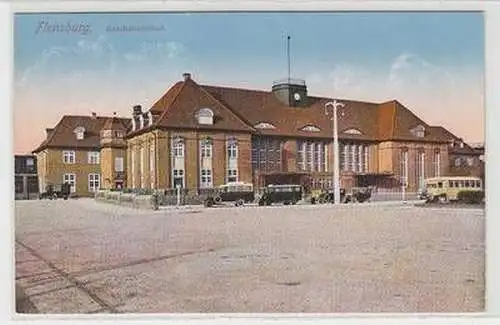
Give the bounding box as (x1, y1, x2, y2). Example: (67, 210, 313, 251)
(343, 128, 363, 135)
(410, 124, 425, 138)
(300, 125, 321, 132)
(196, 108, 214, 125)
(254, 122, 277, 129)
(74, 126, 85, 140)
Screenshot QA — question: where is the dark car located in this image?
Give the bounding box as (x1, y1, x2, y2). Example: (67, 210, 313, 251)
(204, 182, 255, 207)
(39, 183, 71, 200)
(258, 184, 303, 206)
(350, 187, 373, 203)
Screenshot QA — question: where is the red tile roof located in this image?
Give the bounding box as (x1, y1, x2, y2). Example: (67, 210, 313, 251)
(33, 115, 130, 153)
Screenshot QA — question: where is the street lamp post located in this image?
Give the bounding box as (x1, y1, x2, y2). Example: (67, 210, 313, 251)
(325, 100, 345, 204)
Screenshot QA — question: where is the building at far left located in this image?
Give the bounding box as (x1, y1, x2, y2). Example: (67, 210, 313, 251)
(32, 113, 130, 197)
(14, 155, 39, 200)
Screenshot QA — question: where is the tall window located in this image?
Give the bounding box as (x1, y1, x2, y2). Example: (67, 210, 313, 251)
(88, 173, 100, 192)
(173, 139, 184, 157)
(200, 139, 213, 158)
(63, 173, 76, 193)
(114, 157, 124, 172)
(140, 147, 145, 188)
(363, 146, 369, 172)
(434, 150, 440, 177)
(150, 144, 155, 188)
(296, 140, 326, 172)
(340, 142, 369, 173)
(400, 149, 408, 188)
(62, 151, 75, 164)
(340, 143, 348, 171)
(228, 169, 238, 183)
(131, 149, 135, 188)
(416, 150, 425, 189)
(87, 151, 100, 164)
(200, 169, 213, 188)
(227, 141, 238, 159)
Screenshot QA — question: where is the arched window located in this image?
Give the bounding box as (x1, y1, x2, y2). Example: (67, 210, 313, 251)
(300, 125, 321, 132)
(254, 122, 277, 129)
(74, 126, 85, 140)
(343, 128, 363, 135)
(196, 108, 214, 125)
(172, 137, 185, 157)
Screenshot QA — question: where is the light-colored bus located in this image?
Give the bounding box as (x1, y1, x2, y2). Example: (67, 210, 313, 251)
(423, 176, 483, 202)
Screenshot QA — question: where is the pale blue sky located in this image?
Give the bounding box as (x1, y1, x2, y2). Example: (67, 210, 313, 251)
(13, 11, 484, 153)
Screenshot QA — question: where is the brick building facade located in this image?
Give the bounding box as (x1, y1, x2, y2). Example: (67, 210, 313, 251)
(32, 73, 483, 197)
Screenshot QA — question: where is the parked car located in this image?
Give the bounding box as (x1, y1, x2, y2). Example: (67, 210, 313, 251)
(204, 182, 255, 207)
(350, 187, 373, 203)
(310, 188, 347, 204)
(39, 183, 71, 200)
(258, 184, 303, 206)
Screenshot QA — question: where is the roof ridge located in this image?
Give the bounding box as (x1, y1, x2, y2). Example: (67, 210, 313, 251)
(198, 84, 255, 131)
(154, 80, 189, 127)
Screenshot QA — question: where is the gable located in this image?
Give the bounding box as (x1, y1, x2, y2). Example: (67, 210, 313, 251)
(156, 80, 254, 132)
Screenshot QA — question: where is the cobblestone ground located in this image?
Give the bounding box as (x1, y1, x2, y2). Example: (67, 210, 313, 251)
(15, 199, 484, 313)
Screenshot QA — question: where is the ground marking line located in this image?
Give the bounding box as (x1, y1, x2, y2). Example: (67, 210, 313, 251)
(15, 239, 120, 313)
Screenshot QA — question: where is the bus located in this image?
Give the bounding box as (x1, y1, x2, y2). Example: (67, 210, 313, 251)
(422, 176, 483, 203)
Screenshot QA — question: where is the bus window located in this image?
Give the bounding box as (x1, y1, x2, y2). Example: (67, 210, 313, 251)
(465, 180, 470, 187)
(450, 181, 454, 188)
(459, 181, 464, 188)
(476, 180, 482, 188)
(438, 182, 443, 188)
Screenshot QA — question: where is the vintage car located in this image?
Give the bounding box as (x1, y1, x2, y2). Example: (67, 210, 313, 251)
(310, 188, 347, 204)
(257, 184, 303, 206)
(39, 183, 71, 200)
(204, 182, 255, 207)
(350, 187, 373, 203)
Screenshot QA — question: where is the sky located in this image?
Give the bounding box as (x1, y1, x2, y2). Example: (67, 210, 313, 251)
(13, 11, 484, 154)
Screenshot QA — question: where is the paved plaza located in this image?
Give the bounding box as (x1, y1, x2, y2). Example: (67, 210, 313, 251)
(15, 199, 485, 313)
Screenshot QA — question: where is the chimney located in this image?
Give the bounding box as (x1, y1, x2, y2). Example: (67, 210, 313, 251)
(133, 105, 142, 117)
(45, 128, 54, 138)
(91, 112, 97, 119)
(182, 73, 191, 81)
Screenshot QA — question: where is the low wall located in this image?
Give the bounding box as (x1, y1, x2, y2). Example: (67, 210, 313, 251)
(95, 190, 159, 210)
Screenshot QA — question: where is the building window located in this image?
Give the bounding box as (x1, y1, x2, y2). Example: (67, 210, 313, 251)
(63, 173, 76, 193)
(130, 149, 135, 188)
(62, 151, 75, 164)
(140, 147, 145, 188)
(254, 122, 277, 129)
(340, 143, 348, 171)
(228, 169, 238, 183)
(400, 150, 408, 188)
(173, 169, 184, 188)
(200, 139, 213, 158)
(87, 151, 100, 164)
(410, 125, 425, 138)
(253, 137, 281, 172)
(467, 157, 474, 166)
(150, 144, 155, 188)
(115, 157, 124, 172)
(15, 176, 23, 194)
(297, 140, 327, 172)
(434, 150, 440, 177)
(88, 173, 100, 192)
(74, 126, 85, 140)
(416, 150, 425, 189)
(227, 140, 238, 159)
(455, 157, 463, 167)
(200, 169, 213, 188)
(197, 108, 214, 125)
(363, 146, 369, 173)
(173, 138, 185, 157)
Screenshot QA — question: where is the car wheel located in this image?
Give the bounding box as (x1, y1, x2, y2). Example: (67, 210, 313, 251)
(236, 199, 244, 207)
(438, 195, 448, 204)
